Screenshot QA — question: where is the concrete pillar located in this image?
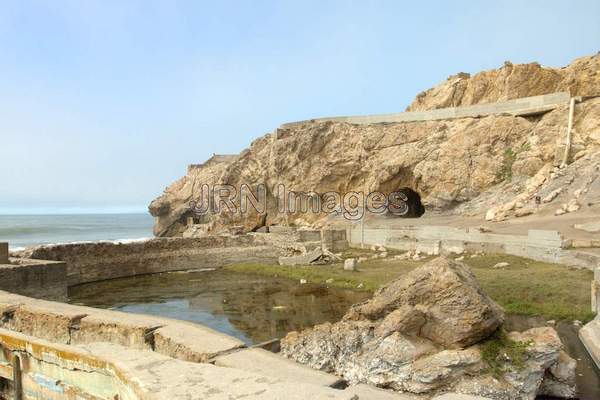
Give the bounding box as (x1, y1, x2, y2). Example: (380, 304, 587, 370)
(592, 267, 600, 315)
(0, 242, 8, 264)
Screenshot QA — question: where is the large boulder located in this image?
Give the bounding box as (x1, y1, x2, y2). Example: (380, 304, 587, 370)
(344, 257, 504, 347)
(281, 258, 576, 399)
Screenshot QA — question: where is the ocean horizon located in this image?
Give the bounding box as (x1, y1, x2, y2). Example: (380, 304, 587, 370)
(0, 213, 155, 250)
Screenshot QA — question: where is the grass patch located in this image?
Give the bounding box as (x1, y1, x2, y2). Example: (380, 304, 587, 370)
(480, 329, 531, 377)
(225, 252, 595, 322)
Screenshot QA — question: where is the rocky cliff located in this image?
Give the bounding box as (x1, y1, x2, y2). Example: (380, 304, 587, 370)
(149, 53, 600, 237)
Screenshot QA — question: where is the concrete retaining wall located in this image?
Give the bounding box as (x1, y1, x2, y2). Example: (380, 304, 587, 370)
(347, 225, 593, 268)
(0, 258, 67, 301)
(0, 291, 405, 400)
(580, 268, 600, 370)
(280, 92, 569, 128)
(16, 235, 281, 287)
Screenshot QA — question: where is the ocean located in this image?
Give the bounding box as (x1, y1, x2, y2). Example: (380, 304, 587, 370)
(0, 213, 155, 250)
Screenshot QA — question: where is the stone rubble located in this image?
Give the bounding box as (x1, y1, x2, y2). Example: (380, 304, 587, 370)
(281, 258, 576, 400)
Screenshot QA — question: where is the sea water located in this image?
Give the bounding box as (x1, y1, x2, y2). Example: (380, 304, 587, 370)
(0, 213, 154, 250)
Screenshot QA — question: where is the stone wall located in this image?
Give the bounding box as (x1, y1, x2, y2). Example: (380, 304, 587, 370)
(15, 235, 282, 286)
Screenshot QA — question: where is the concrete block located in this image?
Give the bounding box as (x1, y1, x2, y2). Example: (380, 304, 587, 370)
(269, 226, 296, 234)
(0, 243, 7, 264)
(440, 240, 465, 255)
(214, 348, 343, 388)
(153, 322, 245, 363)
(298, 230, 321, 242)
(0, 259, 67, 301)
(579, 319, 600, 371)
(527, 230, 564, 247)
(344, 258, 357, 271)
(72, 309, 166, 349)
(0, 297, 90, 344)
(278, 247, 323, 266)
(416, 240, 441, 255)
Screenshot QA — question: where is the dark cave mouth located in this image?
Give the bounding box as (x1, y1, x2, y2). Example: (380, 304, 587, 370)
(388, 187, 425, 218)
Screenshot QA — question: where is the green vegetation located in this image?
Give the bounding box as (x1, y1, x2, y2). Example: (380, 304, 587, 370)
(480, 329, 531, 377)
(497, 143, 531, 181)
(225, 252, 595, 322)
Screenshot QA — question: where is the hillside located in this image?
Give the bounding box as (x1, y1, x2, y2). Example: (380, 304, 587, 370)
(149, 53, 600, 237)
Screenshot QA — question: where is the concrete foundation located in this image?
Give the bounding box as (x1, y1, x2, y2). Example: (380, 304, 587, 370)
(0, 258, 67, 301)
(16, 235, 282, 286)
(580, 267, 600, 371)
(347, 225, 598, 269)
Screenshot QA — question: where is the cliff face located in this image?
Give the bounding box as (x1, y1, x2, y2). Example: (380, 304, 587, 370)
(149, 53, 600, 236)
(407, 53, 600, 111)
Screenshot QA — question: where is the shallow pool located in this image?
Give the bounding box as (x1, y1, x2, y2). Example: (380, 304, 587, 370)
(69, 268, 600, 399)
(68, 268, 370, 345)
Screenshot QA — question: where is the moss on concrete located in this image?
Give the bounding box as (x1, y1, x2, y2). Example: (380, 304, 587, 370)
(225, 252, 595, 323)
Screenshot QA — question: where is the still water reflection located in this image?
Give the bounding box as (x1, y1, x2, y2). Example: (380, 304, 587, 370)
(68, 268, 370, 345)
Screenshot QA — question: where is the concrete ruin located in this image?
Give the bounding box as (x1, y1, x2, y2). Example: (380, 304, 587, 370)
(580, 267, 600, 371)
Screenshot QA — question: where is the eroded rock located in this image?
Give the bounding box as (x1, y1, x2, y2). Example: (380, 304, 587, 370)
(281, 258, 576, 399)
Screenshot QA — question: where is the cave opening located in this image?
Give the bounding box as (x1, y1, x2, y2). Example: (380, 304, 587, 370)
(388, 187, 425, 218)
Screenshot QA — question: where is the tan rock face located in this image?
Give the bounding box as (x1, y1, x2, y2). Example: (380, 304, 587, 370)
(407, 54, 600, 111)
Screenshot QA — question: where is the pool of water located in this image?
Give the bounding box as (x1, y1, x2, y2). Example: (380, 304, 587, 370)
(68, 268, 370, 345)
(69, 269, 600, 399)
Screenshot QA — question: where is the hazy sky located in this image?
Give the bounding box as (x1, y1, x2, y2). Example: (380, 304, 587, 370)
(0, 1, 599, 214)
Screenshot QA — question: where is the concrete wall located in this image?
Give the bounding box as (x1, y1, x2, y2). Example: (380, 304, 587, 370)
(0, 243, 8, 264)
(280, 92, 570, 129)
(580, 268, 600, 370)
(0, 258, 67, 301)
(347, 225, 592, 268)
(17, 235, 282, 287)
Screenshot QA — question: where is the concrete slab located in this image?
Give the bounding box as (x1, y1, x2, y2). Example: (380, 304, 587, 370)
(269, 226, 297, 234)
(73, 308, 166, 349)
(580, 317, 600, 370)
(83, 342, 356, 399)
(0, 293, 90, 343)
(1, 328, 355, 400)
(574, 221, 600, 233)
(344, 384, 418, 399)
(278, 247, 323, 266)
(153, 322, 245, 363)
(214, 348, 342, 387)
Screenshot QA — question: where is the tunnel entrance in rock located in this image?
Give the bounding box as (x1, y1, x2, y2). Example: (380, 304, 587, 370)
(388, 187, 425, 218)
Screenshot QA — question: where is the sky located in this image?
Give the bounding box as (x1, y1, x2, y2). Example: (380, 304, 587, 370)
(0, 0, 599, 214)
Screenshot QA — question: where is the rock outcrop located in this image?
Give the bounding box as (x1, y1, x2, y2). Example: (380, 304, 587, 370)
(280, 258, 576, 399)
(407, 54, 600, 111)
(150, 53, 600, 236)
